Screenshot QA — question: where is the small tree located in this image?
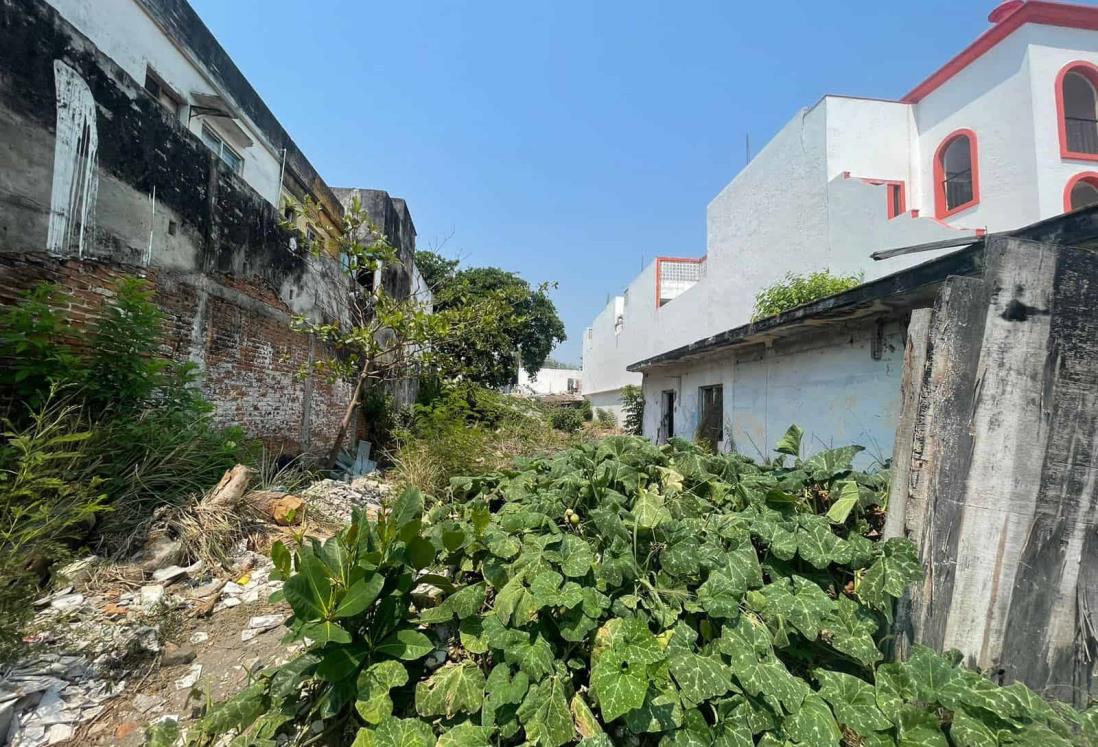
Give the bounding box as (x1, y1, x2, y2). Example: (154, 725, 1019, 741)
(287, 199, 510, 464)
(621, 384, 644, 436)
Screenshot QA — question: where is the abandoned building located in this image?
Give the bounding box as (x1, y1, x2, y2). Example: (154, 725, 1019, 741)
(583, 0, 1098, 423)
(0, 0, 427, 453)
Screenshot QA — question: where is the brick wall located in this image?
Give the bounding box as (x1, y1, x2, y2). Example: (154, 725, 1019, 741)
(0, 252, 353, 455)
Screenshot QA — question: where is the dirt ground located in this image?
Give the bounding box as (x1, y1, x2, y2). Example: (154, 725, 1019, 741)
(78, 594, 293, 746)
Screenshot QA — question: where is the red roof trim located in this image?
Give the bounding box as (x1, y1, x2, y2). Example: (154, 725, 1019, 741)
(903, 2, 1098, 104)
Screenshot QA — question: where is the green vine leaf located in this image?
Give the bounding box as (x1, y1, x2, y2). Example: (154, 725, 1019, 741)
(415, 661, 486, 719)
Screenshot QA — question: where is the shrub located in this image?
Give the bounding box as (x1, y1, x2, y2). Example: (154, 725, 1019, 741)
(548, 406, 584, 433)
(0, 393, 108, 658)
(0, 284, 83, 411)
(595, 408, 616, 428)
(169, 430, 1094, 746)
(578, 398, 593, 422)
(752, 269, 863, 320)
(621, 384, 644, 436)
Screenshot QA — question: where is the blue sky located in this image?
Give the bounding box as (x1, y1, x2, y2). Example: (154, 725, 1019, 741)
(191, 0, 996, 364)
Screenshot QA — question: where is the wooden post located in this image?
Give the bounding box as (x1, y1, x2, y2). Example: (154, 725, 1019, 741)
(887, 236, 1098, 705)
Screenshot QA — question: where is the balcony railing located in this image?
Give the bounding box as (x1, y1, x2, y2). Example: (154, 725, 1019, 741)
(1066, 116, 1098, 155)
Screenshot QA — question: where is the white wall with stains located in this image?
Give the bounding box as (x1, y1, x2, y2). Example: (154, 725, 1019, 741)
(46, 0, 284, 206)
(641, 318, 907, 467)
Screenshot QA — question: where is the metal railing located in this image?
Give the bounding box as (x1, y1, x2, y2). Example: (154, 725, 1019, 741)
(942, 170, 973, 211)
(1066, 116, 1098, 154)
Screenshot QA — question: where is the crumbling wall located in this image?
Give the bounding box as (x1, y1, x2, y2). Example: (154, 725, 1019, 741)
(888, 235, 1098, 705)
(0, 0, 354, 454)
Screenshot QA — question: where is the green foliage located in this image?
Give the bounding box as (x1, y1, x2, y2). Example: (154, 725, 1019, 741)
(752, 270, 864, 321)
(174, 433, 1092, 746)
(595, 409, 617, 429)
(0, 279, 250, 643)
(0, 392, 108, 658)
(549, 407, 585, 433)
(621, 385, 645, 436)
(420, 255, 567, 388)
(392, 384, 567, 496)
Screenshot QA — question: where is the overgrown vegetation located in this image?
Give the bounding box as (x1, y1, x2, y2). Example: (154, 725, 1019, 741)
(752, 270, 864, 320)
(0, 279, 250, 653)
(158, 430, 1097, 746)
(390, 383, 573, 497)
(621, 385, 645, 436)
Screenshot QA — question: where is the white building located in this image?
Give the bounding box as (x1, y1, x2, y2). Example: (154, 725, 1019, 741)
(44, 0, 343, 240)
(515, 367, 582, 397)
(583, 0, 1098, 427)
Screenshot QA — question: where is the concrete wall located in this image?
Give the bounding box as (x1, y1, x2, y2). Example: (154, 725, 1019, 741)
(0, 0, 366, 454)
(516, 367, 581, 396)
(641, 317, 907, 467)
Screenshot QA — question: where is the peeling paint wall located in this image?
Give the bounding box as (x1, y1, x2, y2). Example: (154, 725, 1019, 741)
(0, 0, 358, 454)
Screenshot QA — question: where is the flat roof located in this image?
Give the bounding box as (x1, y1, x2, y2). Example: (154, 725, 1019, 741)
(627, 205, 1098, 371)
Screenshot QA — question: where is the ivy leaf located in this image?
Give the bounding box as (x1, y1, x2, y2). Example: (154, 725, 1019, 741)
(355, 660, 409, 725)
(824, 480, 860, 524)
(634, 488, 671, 529)
(447, 582, 487, 619)
(815, 670, 891, 734)
(697, 570, 746, 619)
(948, 708, 997, 747)
(622, 684, 684, 734)
(783, 693, 841, 746)
(375, 629, 434, 660)
(570, 692, 603, 739)
(483, 664, 529, 731)
(824, 595, 882, 667)
(875, 663, 916, 718)
(906, 646, 957, 703)
(667, 649, 732, 707)
(590, 648, 649, 722)
(755, 576, 833, 641)
(859, 539, 923, 615)
(517, 677, 574, 747)
(370, 716, 435, 747)
(558, 534, 595, 577)
(435, 722, 492, 747)
(506, 633, 556, 680)
(796, 516, 846, 570)
(775, 425, 803, 457)
(896, 706, 947, 747)
(415, 661, 486, 718)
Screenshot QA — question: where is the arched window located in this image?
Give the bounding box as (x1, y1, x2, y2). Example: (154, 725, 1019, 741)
(934, 129, 980, 218)
(1056, 61, 1098, 160)
(1064, 172, 1098, 212)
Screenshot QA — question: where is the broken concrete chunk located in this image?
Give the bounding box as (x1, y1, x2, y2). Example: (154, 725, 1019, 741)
(132, 693, 163, 713)
(139, 585, 165, 609)
(189, 631, 209, 645)
(46, 723, 75, 744)
(160, 643, 196, 668)
(174, 663, 202, 690)
(138, 532, 184, 573)
(48, 593, 85, 612)
(56, 555, 101, 586)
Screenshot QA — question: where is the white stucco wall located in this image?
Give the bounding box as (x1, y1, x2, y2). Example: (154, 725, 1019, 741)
(517, 367, 581, 396)
(585, 17, 1098, 424)
(46, 0, 284, 205)
(641, 319, 907, 468)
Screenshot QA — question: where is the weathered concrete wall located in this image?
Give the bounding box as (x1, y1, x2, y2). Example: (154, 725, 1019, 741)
(641, 317, 908, 466)
(888, 235, 1098, 705)
(0, 0, 356, 454)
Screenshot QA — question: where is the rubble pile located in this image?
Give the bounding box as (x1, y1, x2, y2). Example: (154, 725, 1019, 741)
(301, 475, 388, 525)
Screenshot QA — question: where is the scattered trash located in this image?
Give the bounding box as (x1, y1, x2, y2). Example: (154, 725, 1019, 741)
(174, 663, 202, 691)
(48, 593, 84, 613)
(139, 585, 165, 609)
(189, 631, 208, 645)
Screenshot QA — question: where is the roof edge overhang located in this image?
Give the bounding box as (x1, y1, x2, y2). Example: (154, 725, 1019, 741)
(902, 1, 1098, 104)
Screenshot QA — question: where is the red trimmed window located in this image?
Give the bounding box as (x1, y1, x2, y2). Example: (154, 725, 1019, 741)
(1056, 61, 1098, 160)
(1064, 172, 1098, 212)
(934, 129, 979, 219)
(886, 182, 906, 219)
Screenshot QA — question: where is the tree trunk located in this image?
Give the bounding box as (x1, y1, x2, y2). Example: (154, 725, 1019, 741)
(326, 362, 370, 467)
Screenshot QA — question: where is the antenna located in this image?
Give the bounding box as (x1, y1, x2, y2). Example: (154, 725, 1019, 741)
(745, 133, 751, 165)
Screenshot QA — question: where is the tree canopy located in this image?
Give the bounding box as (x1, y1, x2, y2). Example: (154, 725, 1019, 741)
(416, 251, 566, 388)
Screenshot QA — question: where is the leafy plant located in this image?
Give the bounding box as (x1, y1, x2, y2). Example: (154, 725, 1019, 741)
(0, 391, 108, 658)
(621, 385, 644, 436)
(595, 409, 617, 429)
(171, 430, 1095, 746)
(752, 270, 863, 320)
(0, 284, 83, 411)
(549, 407, 585, 433)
